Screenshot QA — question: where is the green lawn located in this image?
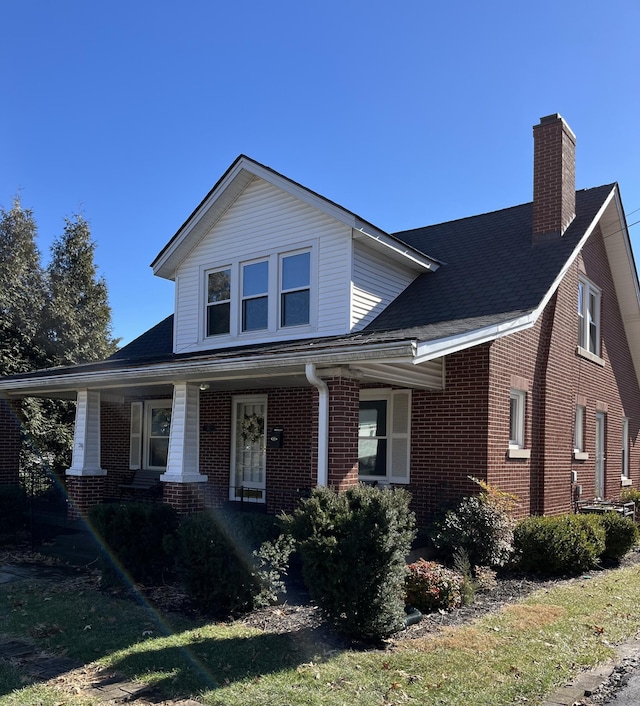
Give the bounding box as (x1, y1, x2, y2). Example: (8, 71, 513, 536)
(1, 563, 640, 705)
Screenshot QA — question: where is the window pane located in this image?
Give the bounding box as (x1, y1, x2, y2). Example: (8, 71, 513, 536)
(208, 269, 230, 303)
(281, 290, 309, 327)
(243, 296, 268, 331)
(207, 301, 230, 335)
(149, 437, 169, 468)
(359, 401, 387, 437)
(358, 439, 387, 476)
(282, 252, 310, 290)
(243, 261, 268, 297)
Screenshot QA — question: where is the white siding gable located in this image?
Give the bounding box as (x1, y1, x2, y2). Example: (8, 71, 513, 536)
(351, 241, 418, 330)
(173, 177, 353, 353)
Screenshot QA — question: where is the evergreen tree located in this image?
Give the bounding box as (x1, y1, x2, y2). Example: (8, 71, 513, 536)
(0, 198, 47, 374)
(45, 213, 118, 365)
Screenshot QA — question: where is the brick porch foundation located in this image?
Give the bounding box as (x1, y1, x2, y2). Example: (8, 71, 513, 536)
(66, 475, 106, 520)
(163, 482, 206, 514)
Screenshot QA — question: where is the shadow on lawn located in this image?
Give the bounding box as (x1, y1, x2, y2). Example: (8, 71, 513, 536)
(107, 624, 335, 697)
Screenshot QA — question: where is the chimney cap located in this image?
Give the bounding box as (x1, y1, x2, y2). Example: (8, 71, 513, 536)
(536, 113, 576, 141)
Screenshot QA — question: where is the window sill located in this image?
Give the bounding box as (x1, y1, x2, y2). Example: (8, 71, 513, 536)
(621, 477, 633, 487)
(576, 346, 605, 367)
(508, 448, 531, 459)
(573, 451, 589, 461)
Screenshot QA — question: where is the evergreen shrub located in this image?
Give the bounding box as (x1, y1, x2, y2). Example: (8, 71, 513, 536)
(432, 478, 517, 567)
(513, 514, 605, 576)
(282, 484, 416, 642)
(176, 510, 281, 616)
(0, 485, 27, 540)
(597, 512, 639, 564)
(405, 559, 463, 613)
(89, 501, 179, 587)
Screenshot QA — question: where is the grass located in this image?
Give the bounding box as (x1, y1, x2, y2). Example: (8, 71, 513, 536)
(1, 564, 640, 705)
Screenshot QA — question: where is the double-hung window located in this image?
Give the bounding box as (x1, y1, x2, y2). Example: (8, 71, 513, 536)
(280, 251, 310, 327)
(242, 260, 269, 332)
(578, 277, 601, 356)
(205, 247, 313, 339)
(622, 417, 630, 480)
(206, 268, 231, 336)
(509, 390, 526, 449)
(358, 389, 411, 483)
(130, 400, 172, 471)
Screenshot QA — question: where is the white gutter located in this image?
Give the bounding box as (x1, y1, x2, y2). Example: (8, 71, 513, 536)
(305, 363, 329, 488)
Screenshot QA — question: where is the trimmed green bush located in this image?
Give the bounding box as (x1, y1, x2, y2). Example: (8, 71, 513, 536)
(405, 559, 463, 613)
(282, 485, 416, 642)
(620, 488, 640, 515)
(176, 510, 270, 616)
(432, 479, 517, 567)
(0, 485, 27, 541)
(513, 514, 606, 576)
(597, 512, 639, 564)
(89, 502, 179, 587)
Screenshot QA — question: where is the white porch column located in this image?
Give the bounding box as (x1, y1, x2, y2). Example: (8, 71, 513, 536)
(161, 381, 207, 483)
(66, 389, 106, 476)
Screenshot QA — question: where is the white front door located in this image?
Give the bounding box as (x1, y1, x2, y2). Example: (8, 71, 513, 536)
(230, 396, 267, 503)
(595, 412, 606, 499)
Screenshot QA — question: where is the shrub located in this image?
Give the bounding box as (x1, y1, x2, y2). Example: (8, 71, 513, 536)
(405, 559, 463, 613)
(176, 510, 273, 616)
(0, 486, 28, 542)
(620, 488, 640, 515)
(282, 485, 416, 642)
(597, 512, 639, 565)
(513, 514, 606, 576)
(89, 502, 179, 587)
(432, 479, 517, 567)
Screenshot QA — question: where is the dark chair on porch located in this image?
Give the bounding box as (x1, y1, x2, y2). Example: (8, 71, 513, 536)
(118, 469, 163, 500)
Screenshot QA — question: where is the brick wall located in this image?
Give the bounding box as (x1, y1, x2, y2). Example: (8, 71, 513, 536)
(326, 376, 359, 491)
(66, 475, 106, 519)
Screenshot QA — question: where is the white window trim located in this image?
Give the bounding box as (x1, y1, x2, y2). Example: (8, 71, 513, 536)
(509, 389, 526, 451)
(358, 388, 411, 484)
(201, 243, 317, 342)
(578, 276, 602, 359)
(622, 417, 630, 481)
(573, 405, 589, 460)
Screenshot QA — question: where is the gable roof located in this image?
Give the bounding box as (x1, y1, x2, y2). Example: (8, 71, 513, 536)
(365, 184, 616, 348)
(151, 155, 441, 280)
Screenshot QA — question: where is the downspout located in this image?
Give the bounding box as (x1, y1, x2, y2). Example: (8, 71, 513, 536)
(305, 363, 329, 487)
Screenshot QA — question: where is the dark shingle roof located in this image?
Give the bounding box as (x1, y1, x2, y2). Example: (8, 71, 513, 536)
(364, 185, 615, 340)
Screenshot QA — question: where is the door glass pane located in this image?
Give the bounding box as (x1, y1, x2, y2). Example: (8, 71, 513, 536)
(233, 401, 266, 501)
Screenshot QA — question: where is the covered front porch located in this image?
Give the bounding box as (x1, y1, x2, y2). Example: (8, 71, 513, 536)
(0, 340, 445, 520)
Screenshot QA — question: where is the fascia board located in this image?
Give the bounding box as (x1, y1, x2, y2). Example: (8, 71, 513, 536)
(414, 313, 537, 363)
(0, 340, 416, 396)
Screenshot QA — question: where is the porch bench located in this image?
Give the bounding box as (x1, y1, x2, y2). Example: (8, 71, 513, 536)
(118, 469, 163, 500)
(577, 500, 635, 521)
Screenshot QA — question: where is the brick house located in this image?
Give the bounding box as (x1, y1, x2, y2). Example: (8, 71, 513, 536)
(1, 114, 639, 525)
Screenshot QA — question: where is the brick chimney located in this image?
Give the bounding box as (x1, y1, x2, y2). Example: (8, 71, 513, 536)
(532, 114, 576, 241)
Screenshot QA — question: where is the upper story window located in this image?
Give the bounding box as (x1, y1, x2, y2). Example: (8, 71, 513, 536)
(206, 268, 231, 336)
(280, 251, 310, 327)
(204, 247, 313, 339)
(242, 260, 269, 332)
(578, 277, 601, 357)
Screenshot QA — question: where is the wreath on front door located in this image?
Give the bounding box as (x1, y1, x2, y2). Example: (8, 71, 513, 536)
(241, 413, 264, 443)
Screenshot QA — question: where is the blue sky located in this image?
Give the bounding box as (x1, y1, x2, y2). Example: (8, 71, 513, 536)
(2, 0, 639, 346)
